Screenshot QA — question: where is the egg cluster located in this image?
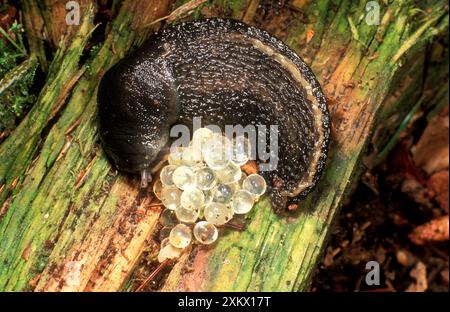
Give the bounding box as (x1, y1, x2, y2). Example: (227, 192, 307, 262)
(153, 128, 267, 262)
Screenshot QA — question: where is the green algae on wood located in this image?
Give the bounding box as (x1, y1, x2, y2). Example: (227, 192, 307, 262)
(0, 1, 170, 291)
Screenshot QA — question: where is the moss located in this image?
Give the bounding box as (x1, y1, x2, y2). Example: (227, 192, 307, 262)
(0, 59, 37, 132)
(0, 40, 18, 77)
(0, 21, 36, 133)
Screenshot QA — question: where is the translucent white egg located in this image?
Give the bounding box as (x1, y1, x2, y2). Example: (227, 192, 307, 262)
(231, 190, 255, 214)
(204, 202, 234, 225)
(202, 135, 232, 170)
(242, 174, 267, 197)
(172, 166, 195, 190)
(180, 188, 205, 210)
(181, 147, 200, 166)
(203, 189, 213, 205)
(168, 146, 184, 165)
(175, 205, 200, 223)
(158, 238, 183, 262)
(193, 221, 218, 245)
(192, 128, 214, 147)
(238, 172, 247, 185)
(160, 187, 181, 210)
(191, 128, 214, 157)
(215, 162, 242, 184)
(169, 224, 192, 248)
(160, 165, 177, 186)
(232, 136, 252, 166)
(160, 208, 178, 227)
(161, 237, 171, 249)
(212, 184, 236, 204)
(194, 167, 217, 190)
(152, 179, 163, 200)
(192, 161, 207, 171)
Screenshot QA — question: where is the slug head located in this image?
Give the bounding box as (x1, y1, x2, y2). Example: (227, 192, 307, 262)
(97, 52, 179, 174)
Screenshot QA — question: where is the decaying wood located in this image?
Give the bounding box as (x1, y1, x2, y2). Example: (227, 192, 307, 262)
(42, 0, 95, 50)
(0, 0, 448, 291)
(0, 0, 171, 291)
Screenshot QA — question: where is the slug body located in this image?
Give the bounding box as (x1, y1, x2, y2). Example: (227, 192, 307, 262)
(98, 18, 329, 211)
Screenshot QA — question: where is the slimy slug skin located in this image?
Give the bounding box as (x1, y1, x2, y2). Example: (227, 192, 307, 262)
(98, 18, 330, 212)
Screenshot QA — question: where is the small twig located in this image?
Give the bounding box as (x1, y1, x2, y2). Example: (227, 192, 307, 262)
(243, 0, 260, 24)
(48, 67, 86, 121)
(75, 153, 98, 189)
(64, 118, 81, 135)
(135, 259, 171, 292)
(222, 222, 246, 231)
(144, 0, 208, 27)
(56, 135, 73, 161)
(0, 25, 26, 55)
(10, 176, 20, 189)
(76, 138, 85, 156)
(0, 130, 9, 141)
(0, 57, 37, 95)
(148, 202, 164, 208)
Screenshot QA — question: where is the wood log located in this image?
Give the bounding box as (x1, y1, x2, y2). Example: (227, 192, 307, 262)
(0, 0, 448, 291)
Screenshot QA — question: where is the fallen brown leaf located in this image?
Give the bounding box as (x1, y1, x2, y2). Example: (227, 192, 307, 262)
(306, 29, 315, 44)
(401, 178, 430, 207)
(427, 170, 449, 213)
(409, 215, 449, 245)
(241, 160, 258, 175)
(412, 108, 449, 175)
(406, 261, 428, 292)
(396, 249, 416, 267)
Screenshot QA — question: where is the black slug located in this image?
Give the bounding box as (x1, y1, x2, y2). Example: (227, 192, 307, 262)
(98, 18, 330, 212)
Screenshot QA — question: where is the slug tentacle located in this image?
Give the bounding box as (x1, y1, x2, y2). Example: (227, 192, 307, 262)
(140, 169, 151, 189)
(98, 18, 329, 212)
